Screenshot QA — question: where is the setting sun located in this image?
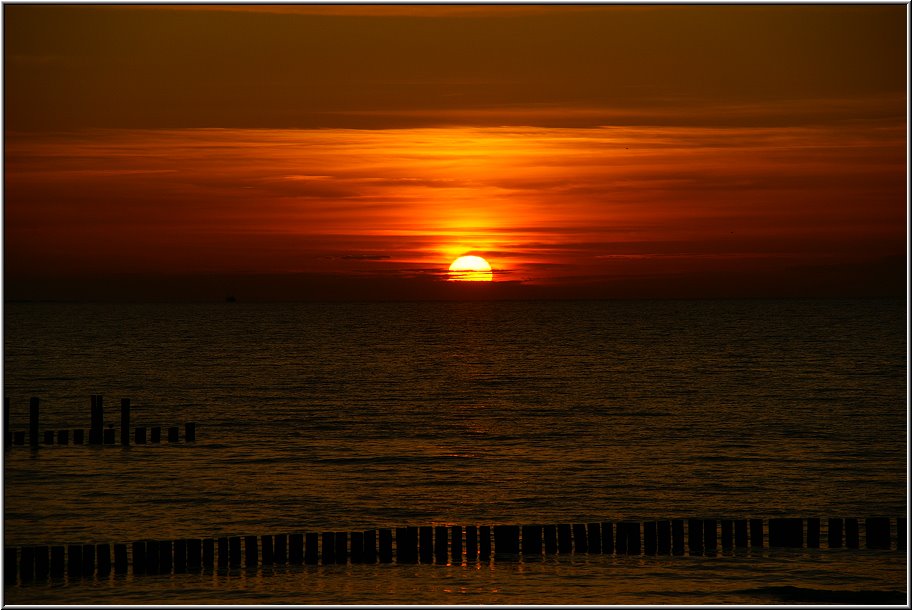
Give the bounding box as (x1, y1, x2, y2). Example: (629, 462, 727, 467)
(448, 255, 493, 282)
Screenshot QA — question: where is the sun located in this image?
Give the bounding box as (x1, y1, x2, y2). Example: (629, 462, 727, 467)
(448, 255, 493, 282)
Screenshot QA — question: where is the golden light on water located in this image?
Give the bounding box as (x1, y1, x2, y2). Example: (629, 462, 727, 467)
(448, 255, 493, 282)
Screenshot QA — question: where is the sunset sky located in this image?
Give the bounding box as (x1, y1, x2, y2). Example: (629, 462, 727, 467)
(3, 4, 907, 301)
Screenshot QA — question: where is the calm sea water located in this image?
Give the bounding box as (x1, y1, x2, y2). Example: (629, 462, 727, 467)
(2, 299, 907, 604)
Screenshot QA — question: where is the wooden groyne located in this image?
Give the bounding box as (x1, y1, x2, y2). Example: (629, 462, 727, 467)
(4, 517, 906, 585)
(4, 396, 195, 450)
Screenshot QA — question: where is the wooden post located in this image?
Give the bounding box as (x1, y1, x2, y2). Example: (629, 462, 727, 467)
(657, 520, 671, 554)
(688, 519, 703, 555)
(350, 531, 364, 564)
(244, 535, 258, 569)
(720, 520, 733, 551)
(466, 525, 479, 561)
(543, 524, 557, 555)
(587, 523, 602, 554)
(50, 545, 65, 578)
(334, 531, 348, 564)
(866, 517, 891, 549)
(120, 398, 130, 447)
(601, 521, 615, 554)
(734, 519, 748, 548)
(187, 539, 202, 570)
(132, 541, 147, 575)
(451, 525, 463, 564)
(41, 430, 53, 444)
(135, 427, 146, 444)
(174, 539, 187, 573)
(229, 536, 241, 568)
(73, 429, 84, 444)
(57, 430, 69, 445)
(672, 519, 685, 555)
(261, 535, 274, 566)
(159, 540, 172, 575)
(769, 518, 802, 547)
(304, 532, 319, 565)
(521, 525, 542, 557)
(479, 526, 491, 561)
(168, 426, 179, 443)
(275, 534, 287, 564)
(572, 524, 588, 553)
(3, 397, 10, 451)
(494, 525, 519, 558)
(615, 522, 628, 555)
(750, 518, 764, 548)
(807, 518, 821, 548)
(4, 547, 17, 584)
(151, 426, 161, 443)
(397, 527, 417, 564)
(35, 545, 49, 580)
(845, 518, 859, 548)
(103, 427, 115, 444)
(434, 526, 448, 564)
(643, 521, 657, 555)
(217, 537, 229, 569)
(557, 524, 572, 554)
(20, 546, 35, 582)
(203, 538, 214, 570)
(81, 543, 95, 578)
(363, 530, 377, 564)
(114, 544, 128, 574)
(29, 397, 39, 447)
(419, 526, 433, 564)
(897, 517, 907, 551)
(703, 519, 718, 554)
(625, 521, 641, 555)
(185, 422, 196, 442)
(322, 532, 335, 565)
(68, 544, 84, 578)
(97, 543, 111, 577)
(14, 431, 25, 445)
(89, 395, 103, 445)
(289, 533, 304, 564)
(828, 518, 843, 548)
(378, 529, 393, 563)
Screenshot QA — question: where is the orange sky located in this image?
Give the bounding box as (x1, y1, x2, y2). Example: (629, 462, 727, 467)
(3, 4, 907, 300)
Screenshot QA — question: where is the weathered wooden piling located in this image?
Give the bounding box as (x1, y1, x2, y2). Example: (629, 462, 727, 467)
(159, 540, 172, 574)
(261, 535, 274, 566)
(43, 430, 54, 444)
(350, 531, 364, 564)
(217, 537, 229, 569)
(703, 519, 718, 553)
(734, 519, 748, 548)
(688, 519, 703, 554)
(51, 545, 65, 578)
(541, 524, 556, 555)
(245, 535, 258, 568)
(4, 397, 10, 451)
(103, 427, 115, 444)
(229, 536, 241, 568)
(397, 527, 417, 564)
(89, 395, 103, 445)
(572, 524, 588, 553)
(587, 523, 602, 554)
(363, 530, 377, 563)
(275, 534, 287, 564)
(135, 427, 146, 444)
(615, 522, 628, 555)
(174, 539, 187, 573)
(721, 519, 733, 550)
(73, 429, 84, 444)
(187, 539, 202, 570)
(14, 430, 25, 445)
(151, 426, 161, 444)
(132, 541, 147, 575)
(185, 422, 196, 442)
(67, 544, 82, 578)
(57, 430, 69, 445)
(114, 544, 128, 574)
(657, 520, 671, 554)
(845, 518, 859, 548)
(557, 524, 572, 554)
(479, 526, 491, 560)
(451, 525, 463, 563)
(466, 525, 479, 561)
(769, 518, 803, 548)
(521, 525, 542, 557)
(5, 547, 17, 583)
(644, 521, 657, 555)
(168, 426, 179, 443)
(623, 521, 641, 555)
(494, 525, 520, 557)
(289, 533, 304, 564)
(828, 518, 843, 548)
(807, 518, 820, 548)
(672, 519, 685, 555)
(97, 543, 111, 576)
(35, 546, 49, 580)
(334, 531, 348, 564)
(434, 526, 448, 564)
(378, 528, 393, 563)
(120, 399, 130, 447)
(750, 518, 764, 548)
(865, 517, 891, 549)
(20, 546, 35, 582)
(81, 543, 95, 578)
(203, 538, 214, 569)
(305, 532, 319, 565)
(601, 521, 614, 554)
(29, 397, 40, 447)
(897, 518, 906, 551)
(322, 532, 336, 564)
(419, 526, 433, 563)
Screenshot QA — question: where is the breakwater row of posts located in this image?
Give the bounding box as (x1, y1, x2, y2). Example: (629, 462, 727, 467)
(4, 517, 906, 585)
(3, 396, 195, 449)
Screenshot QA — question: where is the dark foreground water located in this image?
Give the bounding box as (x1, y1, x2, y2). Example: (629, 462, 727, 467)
(2, 299, 907, 604)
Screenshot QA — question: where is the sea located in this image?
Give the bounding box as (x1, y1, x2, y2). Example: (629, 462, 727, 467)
(2, 299, 907, 605)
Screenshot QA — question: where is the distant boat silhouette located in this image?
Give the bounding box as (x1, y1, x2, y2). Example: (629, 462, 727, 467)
(225, 295, 237, 303)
